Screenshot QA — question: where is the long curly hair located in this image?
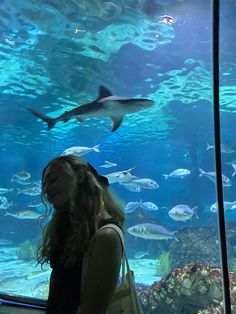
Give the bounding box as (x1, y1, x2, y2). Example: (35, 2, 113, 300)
(37, 155, 125, 268)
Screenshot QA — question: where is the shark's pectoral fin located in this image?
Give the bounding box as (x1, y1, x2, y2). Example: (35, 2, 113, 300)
(111, 116, 123, 132)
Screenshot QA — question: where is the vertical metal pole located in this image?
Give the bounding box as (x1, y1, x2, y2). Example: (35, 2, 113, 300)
(212, 0, 231, 313)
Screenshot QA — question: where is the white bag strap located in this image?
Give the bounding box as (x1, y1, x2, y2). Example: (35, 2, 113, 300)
(101, 224, 144, 314)
(99, 224, 133, 287)
(81, 223, 132, 294)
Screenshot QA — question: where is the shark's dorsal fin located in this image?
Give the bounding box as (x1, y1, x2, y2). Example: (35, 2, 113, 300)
(97, 86, 112, 100)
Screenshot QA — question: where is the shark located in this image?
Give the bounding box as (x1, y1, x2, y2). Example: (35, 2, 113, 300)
(27, 86, 154, 132)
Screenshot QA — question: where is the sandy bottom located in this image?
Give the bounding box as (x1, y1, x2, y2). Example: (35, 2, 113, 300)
(0, 247, 159, 300)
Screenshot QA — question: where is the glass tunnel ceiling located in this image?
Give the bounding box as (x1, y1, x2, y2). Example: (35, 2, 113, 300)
(0, 0, 236, 313)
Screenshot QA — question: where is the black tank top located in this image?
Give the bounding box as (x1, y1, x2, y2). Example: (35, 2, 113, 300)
(45, 218, 121, 314)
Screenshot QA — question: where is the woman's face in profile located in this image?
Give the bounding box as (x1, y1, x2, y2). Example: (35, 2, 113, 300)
(43, 162, 78, 208)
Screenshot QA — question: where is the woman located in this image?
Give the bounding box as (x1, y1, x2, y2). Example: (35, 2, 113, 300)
(37, 155, 125, 314)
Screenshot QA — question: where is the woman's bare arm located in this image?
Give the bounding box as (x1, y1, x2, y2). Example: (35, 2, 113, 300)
(78, 228, 123, 314)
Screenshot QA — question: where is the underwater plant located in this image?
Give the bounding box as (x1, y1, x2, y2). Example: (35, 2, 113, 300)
(230, 258, 236, 272)
(36, 282, 49, 299)
(17, 240, 37, 261)
(156, 251, 171, 277)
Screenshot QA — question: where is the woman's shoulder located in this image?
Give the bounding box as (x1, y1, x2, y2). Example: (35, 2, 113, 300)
(96, 224, 121, 242)
(91, 223, 122, 252)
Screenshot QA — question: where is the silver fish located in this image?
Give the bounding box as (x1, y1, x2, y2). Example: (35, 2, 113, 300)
(12, 171, 31, 181)
(0, 188, 14, 195)
(199, 168, 231, 187)
(134, 251, 149, 259)
(210, 201, 236, 213)
(4, 210, 42, 220)
(124, 201, 141, 214)
(131, 178, 159, 189)
(162, 168, 191, 179)
(168, 205, 198, 222)
(62, 144, 100, 156)
(127, 223, 178, 241)
(0, 201, 13, 210)
(0, 239, 13, 246)
(17, 186, 42, 196)
(206, 143, 234, 154)
(99, 161, 117, 169)
(232, 164, 236, 177)
(28, 200, 44, 208)
(0, 196, 8, 205)
(120, 182, 142, 192)
(140, 201, 159, 211)
(10, 177, 31, 185)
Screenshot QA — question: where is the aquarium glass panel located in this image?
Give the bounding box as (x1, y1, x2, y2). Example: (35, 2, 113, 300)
(219, 0, 236, 311)
(0, 0, 226, 313)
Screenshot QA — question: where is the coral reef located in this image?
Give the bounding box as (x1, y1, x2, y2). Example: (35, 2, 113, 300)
(169, 227, 220, 267)
(138, 263, 236, 314)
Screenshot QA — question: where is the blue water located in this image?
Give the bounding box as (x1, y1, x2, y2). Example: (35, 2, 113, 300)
(0, 0, 236, 310)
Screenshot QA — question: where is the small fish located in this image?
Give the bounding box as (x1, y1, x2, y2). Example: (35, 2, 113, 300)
(134, 251, 149, 259)
(210, 201, 236, 213)
(199, 168, 231, 187)
(159, 15, 174, 25)
(162, 168, 191, 180)
(120, 182, 142, 192)
(131, 178, 159, 189)
(0, 188, 14, 195)
(232, 164, 236, 177)
(10, 177, 31, 185)
(4, 210, 42, 220)
(12, 171, 31, 181)
(17, 186, 42, 196)
(140, 201, 159, 211)
(62, 144, 100, 156)
(225, 159, 236, 166)
(0, 196, 8, 205)
(168, 205, 198, 222)
(99, 161, 117, 169)
(28, 200, 43, 208)
(27, 86, 154, 132)
(124, 201, 141, 214)
(5, 38, 15, 46)
(0, 239, 13, 246)
(0, 201, 13, 210)
(206, 143, 234, 154)
(127, 223, 178, 241)
(33, 180, 42, 187)
(74, 28, 86, 33)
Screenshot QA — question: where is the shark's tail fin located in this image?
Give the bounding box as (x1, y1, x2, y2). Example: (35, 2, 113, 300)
(27, 108, 57, 130)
